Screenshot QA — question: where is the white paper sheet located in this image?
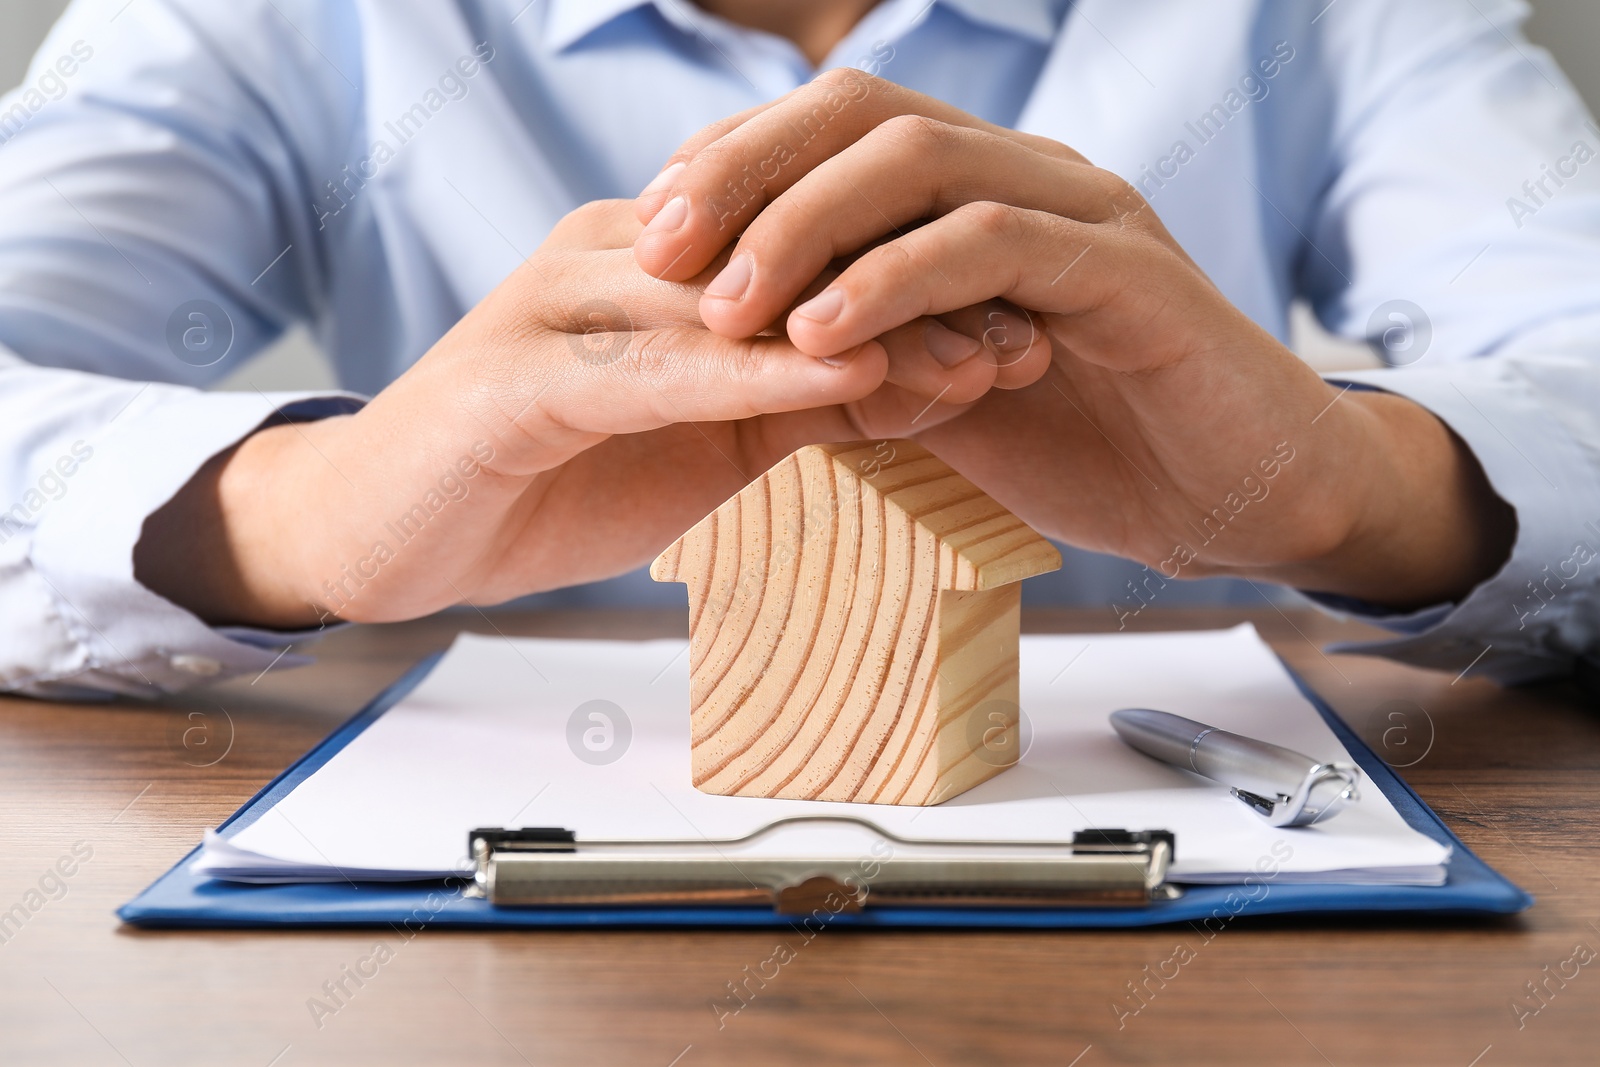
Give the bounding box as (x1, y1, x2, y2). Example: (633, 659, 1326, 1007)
(195, 625, 1449, 885)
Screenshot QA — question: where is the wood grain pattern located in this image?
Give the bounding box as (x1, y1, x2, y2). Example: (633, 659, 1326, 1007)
(651, 440, 1061, 805)
(2, 608, 1598, 1067)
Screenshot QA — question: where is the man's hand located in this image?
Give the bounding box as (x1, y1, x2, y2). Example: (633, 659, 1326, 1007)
(133, 200, 928, 628)
(632, 71, 1515, 608)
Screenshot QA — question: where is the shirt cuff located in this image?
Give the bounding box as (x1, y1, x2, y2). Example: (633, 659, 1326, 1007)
(18, 386, 363, 698)
(1308, 359, 1600, 684)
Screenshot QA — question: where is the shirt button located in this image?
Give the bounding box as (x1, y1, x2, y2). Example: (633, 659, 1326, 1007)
(170, 654, 222, 677)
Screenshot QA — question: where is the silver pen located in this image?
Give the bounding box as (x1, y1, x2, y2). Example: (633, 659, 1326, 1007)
(1109, 708, 1361, 828)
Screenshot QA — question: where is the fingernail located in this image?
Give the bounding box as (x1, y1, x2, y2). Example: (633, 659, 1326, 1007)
(923, 320, 981, 368)
(818, 348, 859, 368)
(642, 195, 688, 237)
(640, 161, 686, 198)
(705, 254, 753, 301)
(984, 311, 1036, 352)
(794, 287, 845, 326)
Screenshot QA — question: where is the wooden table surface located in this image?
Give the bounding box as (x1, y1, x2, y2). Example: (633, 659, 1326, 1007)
(2, 607, 1597, 1066)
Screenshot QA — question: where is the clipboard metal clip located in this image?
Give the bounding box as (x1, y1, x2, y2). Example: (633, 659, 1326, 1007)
(467, 819, 1180, 913)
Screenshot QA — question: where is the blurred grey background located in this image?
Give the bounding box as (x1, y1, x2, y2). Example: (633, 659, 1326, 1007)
(3, 0, 1599, 387)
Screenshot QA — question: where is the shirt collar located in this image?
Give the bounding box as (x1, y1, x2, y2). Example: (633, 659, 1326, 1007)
(543, 0, 654, 52)
(542, 0, 1066, 54)
(929, 0, 1065, 45)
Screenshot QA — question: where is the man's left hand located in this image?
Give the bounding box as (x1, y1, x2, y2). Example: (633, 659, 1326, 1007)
(630, 72, 1516, 609)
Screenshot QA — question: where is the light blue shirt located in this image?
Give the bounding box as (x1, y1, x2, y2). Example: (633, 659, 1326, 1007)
(3, 0, 1600, 696)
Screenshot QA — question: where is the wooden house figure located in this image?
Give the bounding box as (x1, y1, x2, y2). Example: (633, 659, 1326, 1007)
(651, 440, 1061, 806)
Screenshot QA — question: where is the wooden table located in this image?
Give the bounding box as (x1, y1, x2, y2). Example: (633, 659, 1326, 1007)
(2, 608, 1597, 1066)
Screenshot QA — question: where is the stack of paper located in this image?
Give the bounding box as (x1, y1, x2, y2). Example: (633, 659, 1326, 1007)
(194, 625, 1450, 886)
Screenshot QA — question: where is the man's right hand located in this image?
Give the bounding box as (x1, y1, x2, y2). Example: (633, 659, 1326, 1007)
(133, 200, 932, 628)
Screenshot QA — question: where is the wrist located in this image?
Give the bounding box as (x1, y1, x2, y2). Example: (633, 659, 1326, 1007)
(220, 418, 353, 626)
(135, 418, 351, 629)
(1260, 389, 1515, 610)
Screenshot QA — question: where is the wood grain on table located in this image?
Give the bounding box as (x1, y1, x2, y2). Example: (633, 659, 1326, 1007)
(1, 608, 1596, 1066)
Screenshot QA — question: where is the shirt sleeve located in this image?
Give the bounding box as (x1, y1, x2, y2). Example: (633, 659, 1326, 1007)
(0, 350, 365, 698)
(1318, 350, 1600, 685)
(1300, 0, 1600, 683)
(0, 0, 365, 698)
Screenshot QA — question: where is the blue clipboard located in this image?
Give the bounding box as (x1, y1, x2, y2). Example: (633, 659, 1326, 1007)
(119, 650, 1532, 929)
